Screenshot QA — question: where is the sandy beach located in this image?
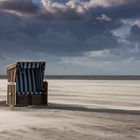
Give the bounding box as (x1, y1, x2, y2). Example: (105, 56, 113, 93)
(0, 79, 140, 140)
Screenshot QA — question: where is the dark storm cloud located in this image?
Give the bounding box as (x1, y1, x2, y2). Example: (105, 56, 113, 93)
(111, 23, 140, 61)
(0, 11, 119, 56)
(126, 24, 140, 59)
(129, 24, 140, 41)
(89, 1, 140, 20)
(0, 0, 39, 14)
(0, 0, 140, 58)
(0, 0, 139, 20)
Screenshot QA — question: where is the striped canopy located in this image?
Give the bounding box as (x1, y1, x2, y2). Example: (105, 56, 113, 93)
(7, 62, 46, 93)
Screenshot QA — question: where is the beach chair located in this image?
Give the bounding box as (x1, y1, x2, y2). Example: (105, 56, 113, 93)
(7, 62, 48, 106)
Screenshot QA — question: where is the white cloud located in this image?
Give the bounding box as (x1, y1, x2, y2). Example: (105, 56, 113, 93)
(133, 19, 140, 27)
(41, 0, 136, 15)
(59, 49, 111, 66)
(86, 50, 110, 58)
(86, 0, 137, 8)
(97, 14, 112, 22)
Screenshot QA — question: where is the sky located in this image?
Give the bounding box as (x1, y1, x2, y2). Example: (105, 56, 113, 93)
(0, 0, 140, 75)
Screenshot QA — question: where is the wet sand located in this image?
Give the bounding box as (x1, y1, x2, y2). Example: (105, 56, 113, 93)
(0, 79, 140, 140)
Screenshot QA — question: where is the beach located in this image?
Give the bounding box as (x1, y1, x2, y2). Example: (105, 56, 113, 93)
(0, 79, 140, 140)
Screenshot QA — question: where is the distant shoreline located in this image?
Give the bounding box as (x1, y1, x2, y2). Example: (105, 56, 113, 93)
(1, 75, 140, 80)
(45, 75, 140, 80)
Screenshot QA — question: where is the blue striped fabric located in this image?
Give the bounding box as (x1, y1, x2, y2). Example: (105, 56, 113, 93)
(16, 62, 45, 94)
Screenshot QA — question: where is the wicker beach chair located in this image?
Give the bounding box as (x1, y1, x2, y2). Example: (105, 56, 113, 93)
(7, 62, 48, 106)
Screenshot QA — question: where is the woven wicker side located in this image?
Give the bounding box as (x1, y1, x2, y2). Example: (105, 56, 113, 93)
(7, 83, 16, 106)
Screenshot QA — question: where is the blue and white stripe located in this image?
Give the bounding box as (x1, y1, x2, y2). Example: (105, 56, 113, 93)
(16, 62, 45, 94)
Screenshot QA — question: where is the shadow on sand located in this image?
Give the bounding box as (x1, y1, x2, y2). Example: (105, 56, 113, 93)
(0, 100, 140, 115)
(31, 103, 140, 115)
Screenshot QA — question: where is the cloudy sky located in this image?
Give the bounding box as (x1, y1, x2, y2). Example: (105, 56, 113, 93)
(0, 0, 140, 75)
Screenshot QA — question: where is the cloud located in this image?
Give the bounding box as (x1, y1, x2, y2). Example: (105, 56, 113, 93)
(39, 0, 140, 21)
(0, 0, 140, 74)
(0, 6, 121, 57)
(0, 0, 39, 16)
(0, 0, 137, 21)
(41, 0, 137, 14)
(129, 24, 140, 41)
(0, 0, 139, 20)
(96, 14, 112, 22)
(86, 50, 110, 58)
(125, 23, 140, 60)
(37, 26, 120, 56)
(124, 23, 140, 50)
